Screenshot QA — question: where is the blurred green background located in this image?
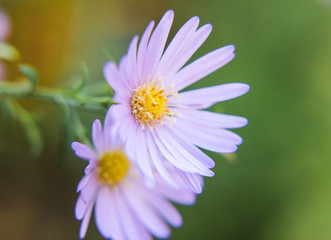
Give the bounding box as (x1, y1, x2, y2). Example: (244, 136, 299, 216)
(1, 0, 331, 239)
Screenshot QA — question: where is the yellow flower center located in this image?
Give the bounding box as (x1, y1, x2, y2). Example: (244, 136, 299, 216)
(131, 80, 174, 129)
(97, 151, 130, 186)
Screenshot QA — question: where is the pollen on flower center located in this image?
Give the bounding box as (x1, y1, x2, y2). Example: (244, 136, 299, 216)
(97, 151, 130, 186)
(131, 80, 174, 129)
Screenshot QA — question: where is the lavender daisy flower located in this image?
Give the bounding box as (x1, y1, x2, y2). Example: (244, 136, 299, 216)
(72, 109, 196, 239)
(104, 10, 249, 192)
(0, 9, 11, 81)
(0, 9, 10, 42)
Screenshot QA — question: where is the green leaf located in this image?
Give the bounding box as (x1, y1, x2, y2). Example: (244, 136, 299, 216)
(0, 43, 20, 62)
(79, 63, 89, 91)
(72, 110, 92, 147)
(19, 64, 39, 88)
(9, 98, 43, 156)
(86, 81, 114, 96)
(66, 63, 89, 94)
(0, 64, 39, 98)
(56, 101, 73, 165)
(0, 97, 15, 150)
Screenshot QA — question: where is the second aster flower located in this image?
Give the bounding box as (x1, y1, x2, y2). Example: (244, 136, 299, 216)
(72, 110, 196, 239)
(104, 10, 250, 192)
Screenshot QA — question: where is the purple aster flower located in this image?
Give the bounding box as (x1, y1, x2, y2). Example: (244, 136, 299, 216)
(104, 10, 249, 193)
(72, 109, 196, 239)
(0, 9, 10, 42)
(0, 9, 11, 81)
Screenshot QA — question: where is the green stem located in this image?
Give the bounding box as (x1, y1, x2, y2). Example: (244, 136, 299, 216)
(0, 80, 35, 98)
(29, 85, 115, 112)
(1, 71, 115, 112)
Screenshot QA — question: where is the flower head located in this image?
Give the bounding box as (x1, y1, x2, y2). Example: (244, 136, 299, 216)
(0, 9, 11, 81)
(104, 10, 249, 193)
(72, 109, 196, 239)
(0, 9, 10, 42)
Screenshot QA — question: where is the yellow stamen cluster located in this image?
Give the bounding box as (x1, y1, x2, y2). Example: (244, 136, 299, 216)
(97, 151, 130, 186)
(131, 80, 174, 129)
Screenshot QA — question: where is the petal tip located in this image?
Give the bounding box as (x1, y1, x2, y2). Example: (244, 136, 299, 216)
(165, 9, 174, 17)
(208, 169, 215, 177)
(242, 83, 250, 94)
(241, 117, 249, 127)
(229, 44, 236, 51)
(71, 142, 79, 151)
(194, 187, 203, 194)
(206, 23, 213, 31)
(103, 61, 115, 72)
(92, 119, 102, 127)
(191, 15, 200, 24)
(227, 145, 238, 153)
(173, 217, 183, 228)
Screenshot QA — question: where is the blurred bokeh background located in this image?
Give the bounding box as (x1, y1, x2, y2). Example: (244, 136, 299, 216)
(0, 0, 331, 239)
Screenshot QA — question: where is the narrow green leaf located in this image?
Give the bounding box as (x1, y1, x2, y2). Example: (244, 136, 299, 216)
(0, 43, 20, 62)
(0, 97, 15, 150)
(72, 110, 92, 147)
(19, 64, 39, 88)
(9, 99, 43, 156)
(66, 63, 89, 94)
(56, 101, 73, 165)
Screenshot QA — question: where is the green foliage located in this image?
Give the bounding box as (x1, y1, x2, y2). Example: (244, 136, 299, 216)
(0, 43, 20, 62)
(0, 62, 114, 158)
(0, 97, 43, 156)
(19, 64, 39, 88)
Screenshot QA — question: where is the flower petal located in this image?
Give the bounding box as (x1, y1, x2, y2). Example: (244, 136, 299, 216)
(137, 20, 155, 81)
(167, 127, 215, 168)
(147, 193, 183, 228)
(153, 130, 199, 174)
(75, 194, 87, 220)
(135, 128, 154, 188)
(115, 189, 153, 240)
(71, 142, 97, 161)
(118, 36, 139, 92)
(109, 104, 132, 122)
(146, 131, 177, 187)
(156, 129, 214, 176)
(124, 121, 138, 162)
(101, 188, 126, 240)
(95, 187, 112, 238)
(173, 45, 235, 91)
(175, 116, 243, 145)
(103, 106, 115, 148)
(175, 169, 203, 194)
(125, 35, 139, 89)
(158, 16, 200, 77)
(142, 9, 174, 80)
(118, 114, 135, 147)
(122, 184, 171, 239)
(174, 121, 238, 153)
(131, 181, 183, 227)
(84, 160, 97, 175)
(76, 174, 91, 193)
(177, 83, 250, 108)
(176, 108, 248, 129)
(162, 23, 213, 82)
(92, 119, 104, 154)
(107, 104, 133, 143)
(79, 196, 94, 239)
(103, 61, 130, 100)
(154, 174, 196, 205)
(80, 174, 99, 204)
